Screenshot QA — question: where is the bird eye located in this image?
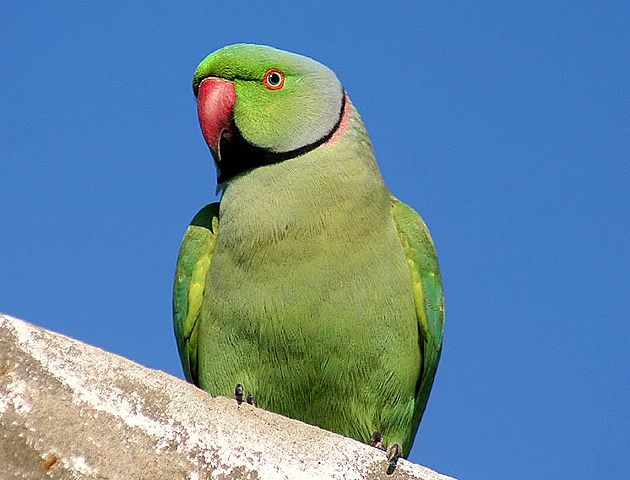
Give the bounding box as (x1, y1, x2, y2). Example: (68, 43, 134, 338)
(263, 69, 285, 90)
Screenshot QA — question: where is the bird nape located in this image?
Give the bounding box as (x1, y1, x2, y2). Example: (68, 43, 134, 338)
(173, 43, 444, 472)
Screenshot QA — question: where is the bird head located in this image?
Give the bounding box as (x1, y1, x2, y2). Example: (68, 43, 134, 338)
(192, 44, 345, 183)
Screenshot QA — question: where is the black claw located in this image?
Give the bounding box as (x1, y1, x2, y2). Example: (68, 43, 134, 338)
(370, 431, 385, 450)
(234, 384, 244, 405)
(246, 394, 255, 406)
(386, 443, 403, 475)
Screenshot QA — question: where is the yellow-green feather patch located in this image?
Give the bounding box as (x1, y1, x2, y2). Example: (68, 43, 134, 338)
(390, 196, 444, 437)
(173, 203, 220, 385)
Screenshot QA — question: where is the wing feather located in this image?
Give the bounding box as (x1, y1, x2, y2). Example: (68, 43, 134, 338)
(173, 203, 220, 385)
(391, 196, 444, 433)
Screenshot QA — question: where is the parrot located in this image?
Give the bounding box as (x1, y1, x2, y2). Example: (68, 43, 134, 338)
(173, 44, 444, 469)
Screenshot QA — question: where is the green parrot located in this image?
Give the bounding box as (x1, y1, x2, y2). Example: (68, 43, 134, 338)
(173, 44, 444, 467)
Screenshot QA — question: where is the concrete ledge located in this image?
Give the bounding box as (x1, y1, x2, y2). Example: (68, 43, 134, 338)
(0, 313, 454, 480)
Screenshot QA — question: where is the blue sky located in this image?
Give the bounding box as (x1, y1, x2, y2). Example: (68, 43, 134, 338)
(1, 1, 629, 478)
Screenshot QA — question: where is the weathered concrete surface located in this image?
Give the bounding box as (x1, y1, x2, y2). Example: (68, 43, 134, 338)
(0, 313, 454, 480)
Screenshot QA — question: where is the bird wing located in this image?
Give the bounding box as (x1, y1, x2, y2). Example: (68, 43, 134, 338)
(173, 202, 220, 385)
(391, 196, 445, 432)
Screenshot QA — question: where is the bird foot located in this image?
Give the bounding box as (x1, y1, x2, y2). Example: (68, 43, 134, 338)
(233, 384, 255, 406)
(386, 442, 403, 475)
(234, 384, 244, 404)
(370, 431, 385, 451)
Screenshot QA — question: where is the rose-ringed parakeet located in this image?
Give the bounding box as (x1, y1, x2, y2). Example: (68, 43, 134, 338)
(173, 44, 444, 467)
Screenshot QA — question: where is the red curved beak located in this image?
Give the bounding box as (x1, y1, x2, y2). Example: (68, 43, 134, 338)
(197, 78, 236, 158)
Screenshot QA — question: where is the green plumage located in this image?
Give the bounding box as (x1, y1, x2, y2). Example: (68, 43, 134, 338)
(174, 44, 444, 456)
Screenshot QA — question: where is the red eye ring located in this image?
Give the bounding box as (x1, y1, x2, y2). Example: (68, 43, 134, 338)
(263, 68, 285, 90)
